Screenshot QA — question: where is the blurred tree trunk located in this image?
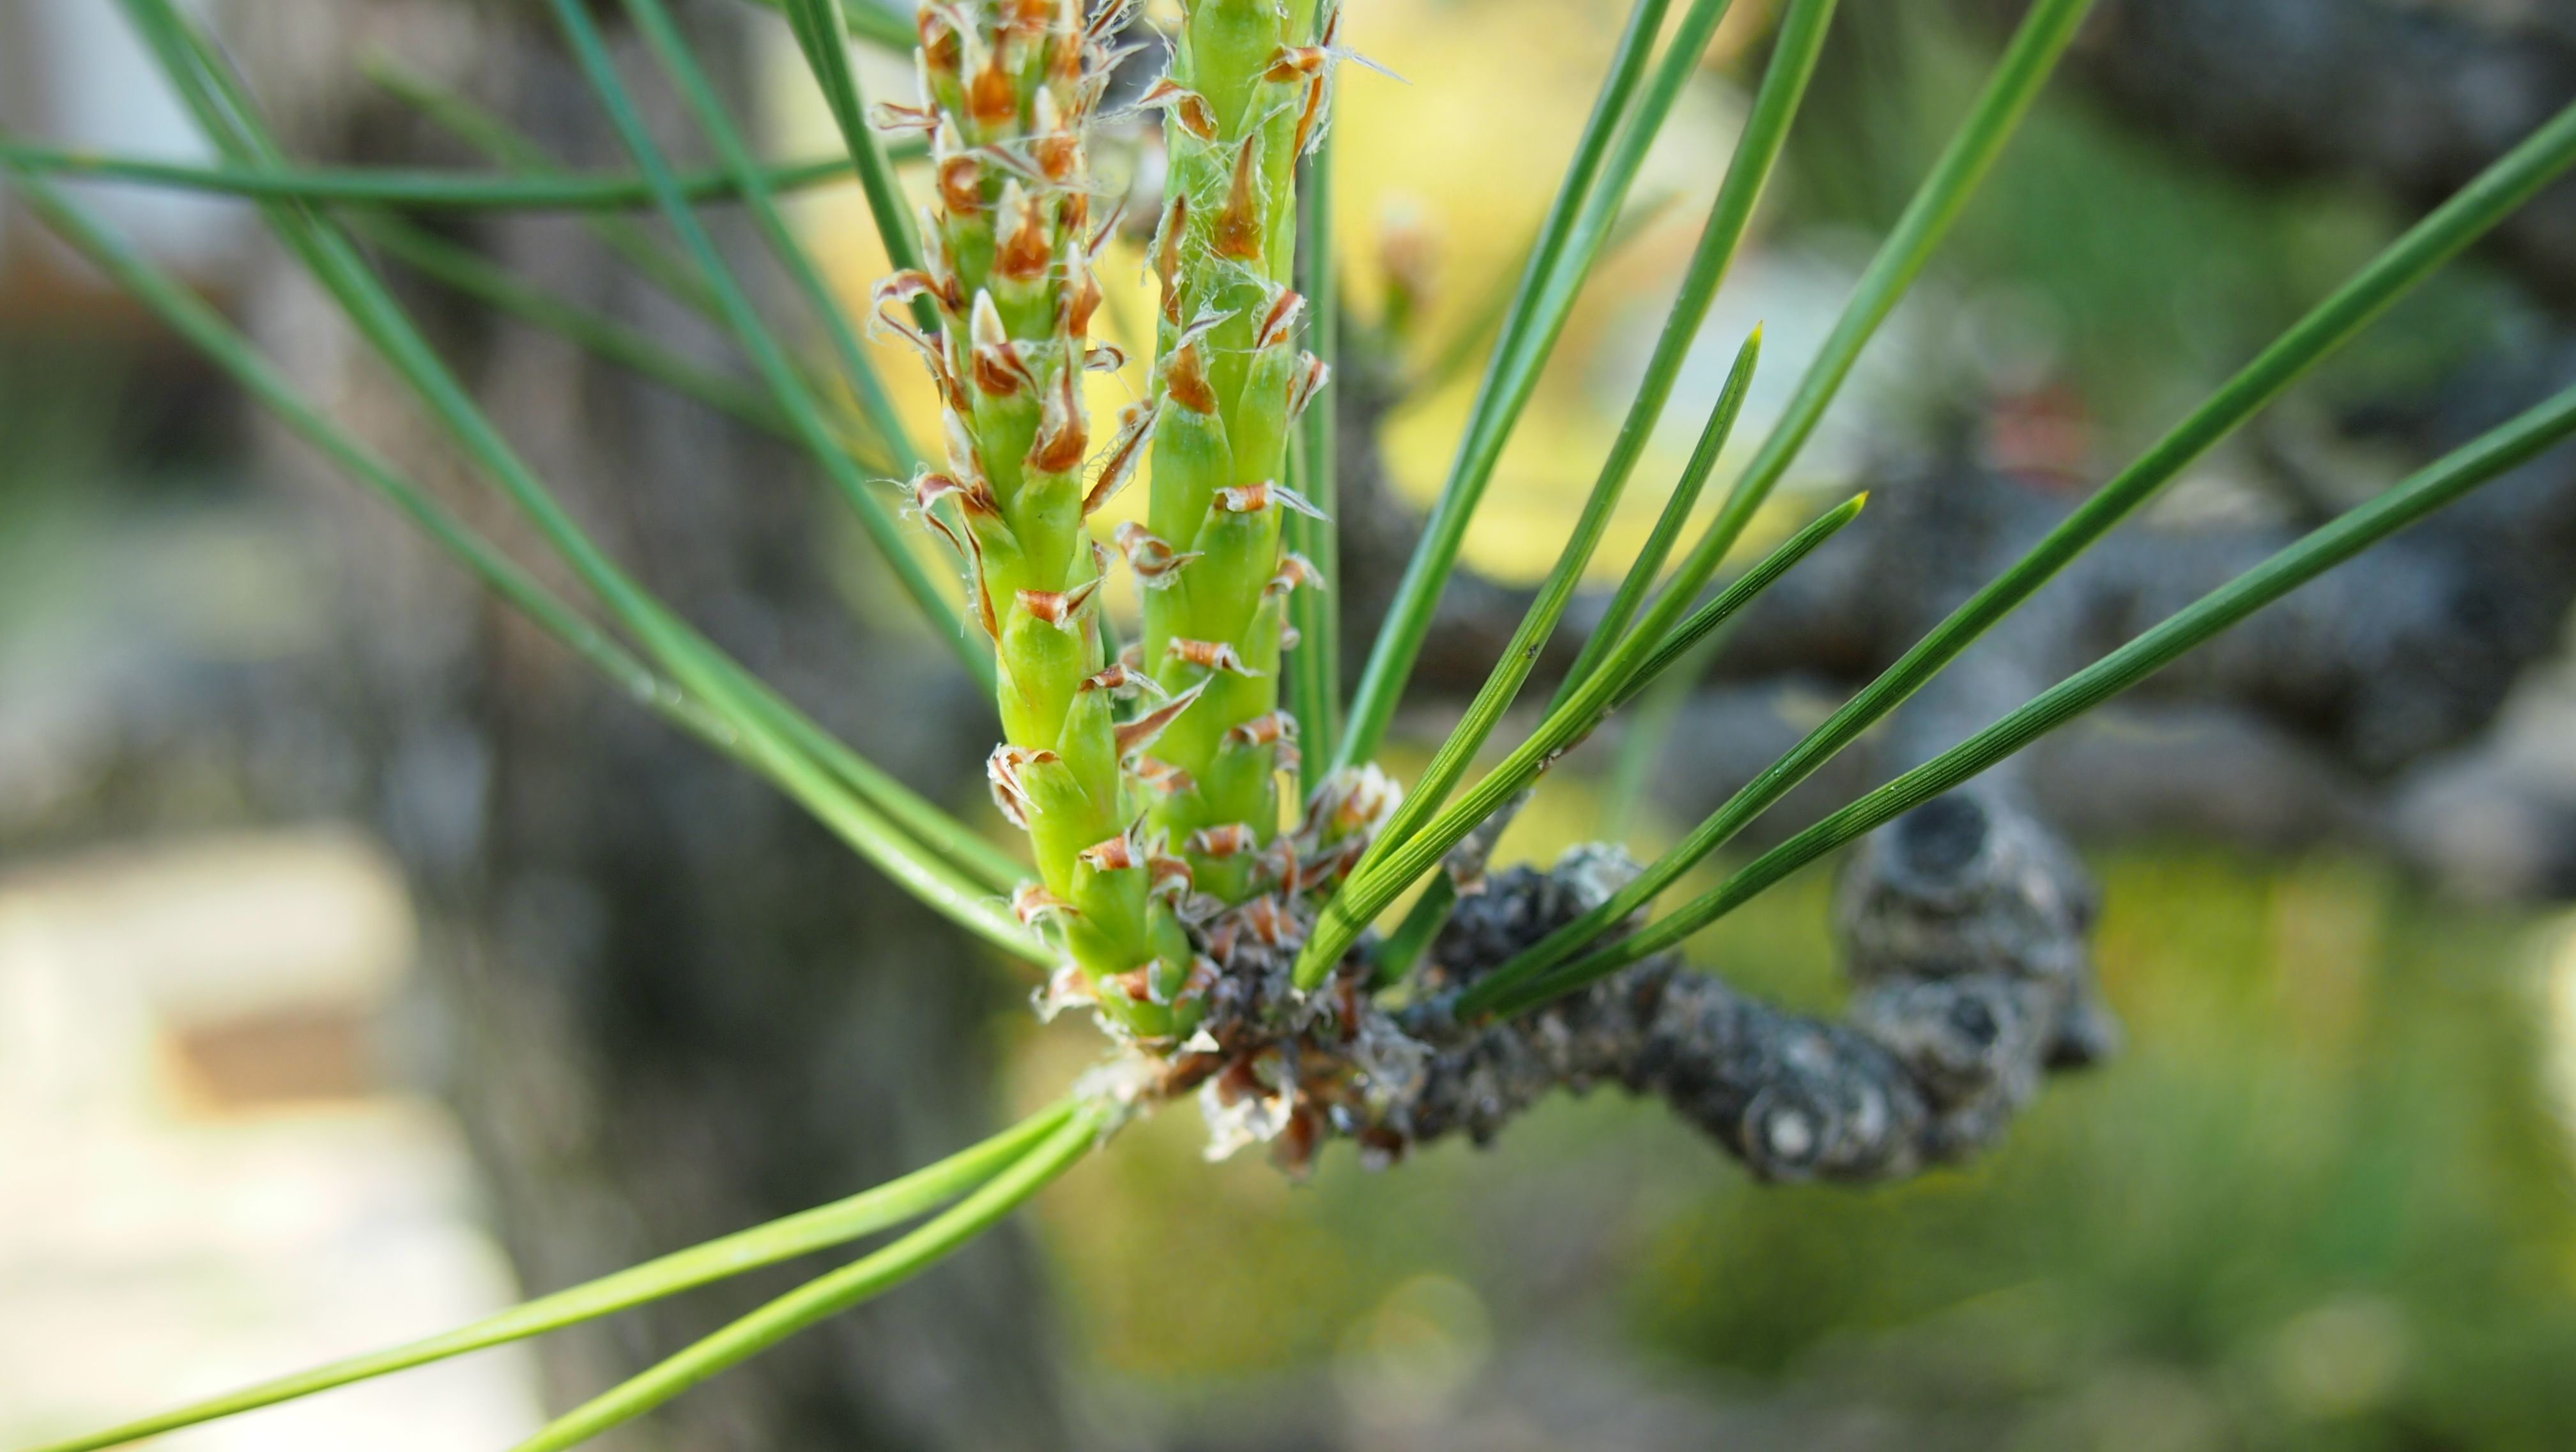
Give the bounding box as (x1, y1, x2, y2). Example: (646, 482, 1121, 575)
(226, 3, 1084, 1447)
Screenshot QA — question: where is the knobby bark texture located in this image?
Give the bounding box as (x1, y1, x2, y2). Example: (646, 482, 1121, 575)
(227, 3, 1080, 1448)
(1397, 812, 2112, 1180)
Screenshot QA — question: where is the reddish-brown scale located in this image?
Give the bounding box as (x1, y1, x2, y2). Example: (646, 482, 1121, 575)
(1135, 79, 1220, 143)
(969, 47, 1018, 127)
(1205, 918, 1240, 964)
(910, 470, 1000, 559)
(1015, 576, 1099, 627)
(870, 273, 949, 382)
(1287, 351, 1331, 417)
(911, 470, 966, 511)
(1292, 73, 1328, 157)
(1292, 9, 1352, 158)
(1112, 520, 1197, 584)
(970, 295, 1034, 395)
(1225, 711, 1294, 750)
(1031, 130, 1080, 183)
(1102, 965, 1157, 1005)
(972, 344, 1032, 397)
(1147, 853, 1193, 900)
(1078, 662, 1160, 697)
(961, 528, 1002, 637)
(1182, 954, 1222, 1001)
(1213, 479, 1326, 516)
(1029, 357, 1089, 472)
(1028, 89, 1080, 183)
(1081, 199, 1123, 262)
(938, 151, 983, 216)
(917, 477, 974, 557)
(1278, 1106, 1320, 1175)
(1065, 259, 1103, 337)
(1259, 828, 1298, 873)
(995, 188, 1054, 282)
(1213, 1054, 1266, 1107)
(1265, 45, 1326, 82)
(1077, 833, 1138, 872)
(874, 268, 933, 306)
(1011, 881, 1075, 927)
(1153, 1050, 1225, 1099)
(1190, 823, 1255, 858)
(1317, 838, 1368, 884)
(1254, 288, 1306, 351)
(871, 98, 941, 134)
(1329, 773, 1400, 835)
(1266, 552, 1325, 598)
(916, 219, 965, 311)
(1165, 341, 1218, 414)
(1114, 681, 1208, 757)
(1082, 0, 1137, 47)
(1331, 977, 1365, 1037)
(1169, 637, 1254, 674)
(986, 744, 1059, 828)
(1211, 479, 1270, 513)
(1085, 406, 1156, 516)
(1046, 0, 1084, 86)
(1215, 135, 1266, 260)
(919, 11, 961, 80)
(1153, 194, 1188, 323)
(1241, 896, 1298, 948)
(1357, 1125, 1408, 1166)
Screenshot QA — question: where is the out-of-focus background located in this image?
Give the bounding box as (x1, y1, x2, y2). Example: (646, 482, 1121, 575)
(8, 0, 2576, 1448)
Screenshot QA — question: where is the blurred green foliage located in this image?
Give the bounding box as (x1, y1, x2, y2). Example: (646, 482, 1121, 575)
(1781, 5, 2526, 460)
(1644, 850, 2576, 1447)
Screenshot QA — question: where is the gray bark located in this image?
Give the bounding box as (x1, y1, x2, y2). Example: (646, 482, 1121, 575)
(1395, 805, 2110, 1180)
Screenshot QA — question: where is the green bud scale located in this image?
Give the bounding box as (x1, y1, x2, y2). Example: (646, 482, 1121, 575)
(878, 0, 1389, 1066)
(875, 0, 1195, 1035)
(1133, 0, 1338, 904)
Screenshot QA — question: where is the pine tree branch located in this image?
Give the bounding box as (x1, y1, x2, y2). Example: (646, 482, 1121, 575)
(1391, 814, 2110, 1180)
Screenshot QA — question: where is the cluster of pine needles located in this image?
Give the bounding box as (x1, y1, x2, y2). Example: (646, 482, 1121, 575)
(6, 0, 2576, 1445)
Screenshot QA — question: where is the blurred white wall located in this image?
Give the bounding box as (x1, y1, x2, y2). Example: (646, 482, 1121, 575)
(0, 829, 544, 1451)
(0, 0, 248, 284)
